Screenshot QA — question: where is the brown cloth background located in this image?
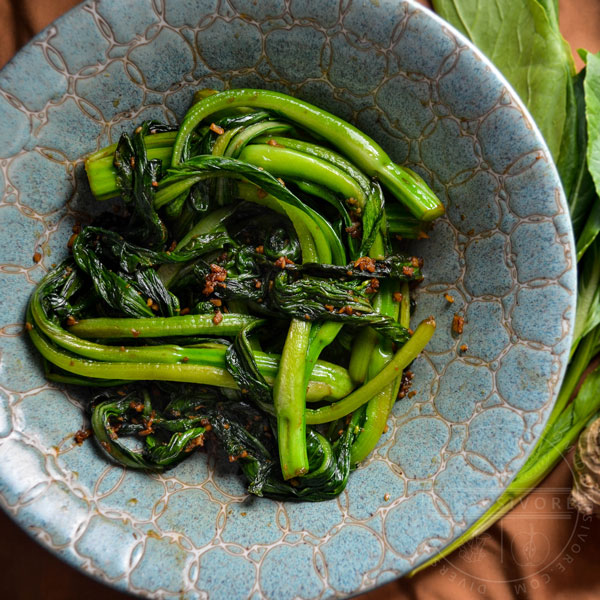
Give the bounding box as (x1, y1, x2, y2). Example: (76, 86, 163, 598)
(1, 1, 600, 599)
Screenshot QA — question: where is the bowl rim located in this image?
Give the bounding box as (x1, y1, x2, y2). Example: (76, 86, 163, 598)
(0, 0, 577, 597)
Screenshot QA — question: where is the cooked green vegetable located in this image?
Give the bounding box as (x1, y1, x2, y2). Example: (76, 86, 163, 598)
(170, 89, 445, 221)
(29, 89, 439, 500)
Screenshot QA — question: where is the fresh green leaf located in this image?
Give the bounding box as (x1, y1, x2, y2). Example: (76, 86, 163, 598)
(432, 0, 574, 159)
(581, 50, 600, 252)
(563, 69, 598, 236)
(557, 70, 585, 201)
(572, 238, 600, 353)
(576, 199, 600, 260)
(535, 0, 559, 31)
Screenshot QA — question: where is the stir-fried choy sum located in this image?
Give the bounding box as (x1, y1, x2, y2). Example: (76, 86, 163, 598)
(28, 89, 441, 501)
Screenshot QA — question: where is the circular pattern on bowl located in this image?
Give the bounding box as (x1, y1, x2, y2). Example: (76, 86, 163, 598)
(0, 1, 576, 598)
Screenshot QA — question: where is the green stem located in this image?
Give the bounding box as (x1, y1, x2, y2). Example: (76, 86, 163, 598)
(271, 187, 320, 480)
(387, 204, 430, 239)
(306, 317, 435, 424)
(239, 143, 366, 204)
(86, 131, 177, 163)
(171, 89, 444, 220)
(400, 282, 411, 329)
(274, 319, 311, 479)
(349, 362, 395, 464)
(211, 128, 240, 209)
(253, 135, 372, 198)
(30, 325, 237, 387)
(348, 233, 386, 383)
(225, 122, 294, 158)
(85, 133, 176, 201)
(350, 279, 402, 464)
(348, 327, 379, 384)
(68, 313, 258, 339)
(378, 162, 444, 221)
(29, 323, 352, 402)
(290, 179, 359, 258)
(211, 126, 243, 156)
(297, 202, 345, 265)
(304, 322, 344, 392)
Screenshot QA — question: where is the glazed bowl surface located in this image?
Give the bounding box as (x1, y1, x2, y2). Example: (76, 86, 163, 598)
(0, 1, 576, 598)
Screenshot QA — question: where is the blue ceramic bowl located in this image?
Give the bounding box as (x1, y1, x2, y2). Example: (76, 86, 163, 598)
(0, 1, 576, 598)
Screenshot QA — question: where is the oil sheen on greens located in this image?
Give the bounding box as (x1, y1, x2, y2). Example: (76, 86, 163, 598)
(27, 89, 442, 501)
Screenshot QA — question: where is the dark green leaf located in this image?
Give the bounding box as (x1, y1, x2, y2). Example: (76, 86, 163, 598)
(360, 182, 386, 256)
(91, 393, 157, 469)
(563, 69, 597, 237)
(225, 320, 275, 415)
(144, 427, 207, 467)
(114, 121, 167, 248)
(80, 226, 233, 273)
(297, 255, 423, 281)
(269, 273, 410, 344)
(572, 237, 600, 352)
(72, 227, 180, 318)
(576, 199, 600, 260)
(557, 70, 585, 201)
